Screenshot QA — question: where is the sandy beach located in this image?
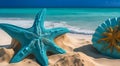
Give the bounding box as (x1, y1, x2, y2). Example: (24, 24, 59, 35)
(0, 29, 120, 66)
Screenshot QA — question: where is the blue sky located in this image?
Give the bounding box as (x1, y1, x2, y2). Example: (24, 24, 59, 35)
(0, 0, 120, 7)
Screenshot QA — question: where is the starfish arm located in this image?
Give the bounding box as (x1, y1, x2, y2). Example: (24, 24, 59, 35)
(42, 38, 66, 54)
(33, 39, 48, 66)
(10, 39, 36, 63)
(48, 27, 69, 38)
(49, 42, 66, 54)
(32, 8, 46, 35)
(0, 23, 37, 46)
(10, 46, 32, 63)
(0, 23, 26, 37)
(34, 50, 48, 66)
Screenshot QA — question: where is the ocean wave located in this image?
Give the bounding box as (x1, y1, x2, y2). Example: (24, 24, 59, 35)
(0, 18, 94, 35)
(45, 21, 94, 35)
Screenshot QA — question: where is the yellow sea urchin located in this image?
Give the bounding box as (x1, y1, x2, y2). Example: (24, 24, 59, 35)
(98, 25, 120, 52)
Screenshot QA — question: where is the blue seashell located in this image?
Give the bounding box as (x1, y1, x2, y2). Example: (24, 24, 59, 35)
(92, 17, 120, 58)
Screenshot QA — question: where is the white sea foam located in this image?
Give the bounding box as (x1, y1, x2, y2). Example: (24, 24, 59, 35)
(45, 21, 94, 35)
(0, 18, 94, 35)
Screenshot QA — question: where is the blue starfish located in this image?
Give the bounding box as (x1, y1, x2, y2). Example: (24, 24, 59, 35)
(0, 8, 69, 66)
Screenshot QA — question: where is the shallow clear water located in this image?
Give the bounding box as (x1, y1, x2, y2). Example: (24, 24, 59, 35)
(0, 8, 120, 35)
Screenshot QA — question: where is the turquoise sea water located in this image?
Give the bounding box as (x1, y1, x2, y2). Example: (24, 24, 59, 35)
(0, 8, 120, 34)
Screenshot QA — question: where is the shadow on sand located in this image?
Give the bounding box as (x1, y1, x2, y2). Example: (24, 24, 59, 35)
(74, 44, 113, 59)
(0, 44, 10, 48)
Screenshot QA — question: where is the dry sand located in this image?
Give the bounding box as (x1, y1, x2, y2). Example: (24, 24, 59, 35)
(0, 30, 120, 66)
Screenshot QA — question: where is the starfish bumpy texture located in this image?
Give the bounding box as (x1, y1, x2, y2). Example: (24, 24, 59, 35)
(0, 8, 69, 66)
